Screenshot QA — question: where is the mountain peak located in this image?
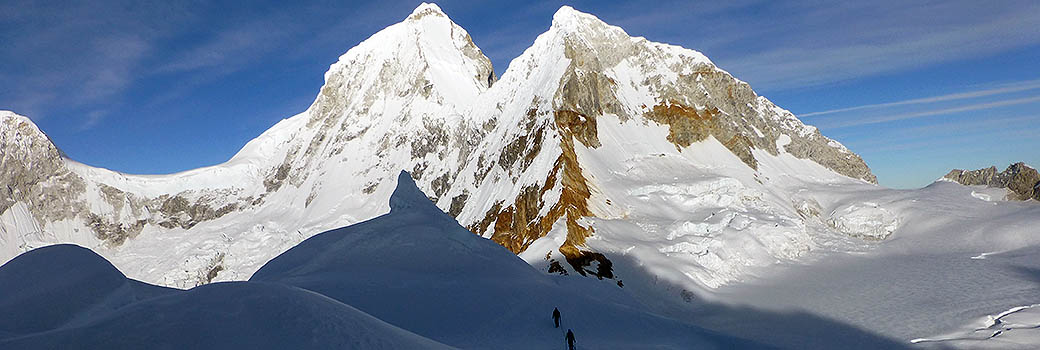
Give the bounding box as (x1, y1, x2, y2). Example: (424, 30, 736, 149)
(553, 5, 580, 19)
(407, 2, 447, 21)
(315, 1, 493, 109)
(389, 171, 433, 213)
(1, 110, 33, 127)
(0, 110, 59, 156)
(550, 5, 608, 33)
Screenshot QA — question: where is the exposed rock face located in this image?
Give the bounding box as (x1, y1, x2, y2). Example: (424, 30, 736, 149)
(0, 112, 257, 248)
(944, 166, 999, 186)
(542, 8, 876, 183)
(467, 116, 611, 277)
(0, 113, 85, 223)
(945, 162, 1040, 201)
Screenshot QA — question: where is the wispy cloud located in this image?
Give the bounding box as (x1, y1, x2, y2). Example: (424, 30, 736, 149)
(632, 0, 1040, 91)
(857, 124, 1040, 154)
(0, 0, 194, 125)
(894, 114, 1040, 138)
(845, 114, 1040, 148)
(801, 79, 1040, 117)
(80, 109, 109, 131)
(157, 16, 302, 75)
(821, 95, 1040, 129)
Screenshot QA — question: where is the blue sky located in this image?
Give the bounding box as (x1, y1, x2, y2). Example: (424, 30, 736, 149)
(1, 0, 1037, 189)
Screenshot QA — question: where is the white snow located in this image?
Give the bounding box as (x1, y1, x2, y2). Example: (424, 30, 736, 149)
(0, 202, 42, 258)
(0, 245, 453, 349)
(826, 202, 899, 240)
(694, 181, 1040, 348)
(966, 185, 1011, 202)
(911, 304, 1040, 348)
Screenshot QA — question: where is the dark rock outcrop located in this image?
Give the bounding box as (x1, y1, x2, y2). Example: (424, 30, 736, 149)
(944, 162, 1040, 201)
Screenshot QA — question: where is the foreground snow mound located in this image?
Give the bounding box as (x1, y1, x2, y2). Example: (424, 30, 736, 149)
(0, 245, 174, 338)
(0, 246, 452, 349)
(3, 282, 453, 350)
(252, 171, 765, 349)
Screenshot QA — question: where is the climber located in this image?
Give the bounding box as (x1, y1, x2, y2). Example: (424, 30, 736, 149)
(566, 329, 576, 350)
(552, 307, 561, 328)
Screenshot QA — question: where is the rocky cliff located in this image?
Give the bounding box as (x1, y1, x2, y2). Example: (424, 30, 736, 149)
(944, 162, 1040, 201)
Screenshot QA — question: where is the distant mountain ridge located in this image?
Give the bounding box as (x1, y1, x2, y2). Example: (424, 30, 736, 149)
(943, 162, 1040, 201)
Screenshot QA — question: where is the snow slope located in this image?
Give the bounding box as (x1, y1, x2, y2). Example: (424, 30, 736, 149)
(2, 280, 454, 350)
(0, 245, 175, 339)
(250, 172, 767, 349)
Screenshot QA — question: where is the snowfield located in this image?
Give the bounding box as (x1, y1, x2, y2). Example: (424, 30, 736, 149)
(701, 181, 1040, 349)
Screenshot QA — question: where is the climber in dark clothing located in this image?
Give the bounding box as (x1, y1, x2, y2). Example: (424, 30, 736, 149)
(566, 329, 576, 350)
(552, 307, 561, 328)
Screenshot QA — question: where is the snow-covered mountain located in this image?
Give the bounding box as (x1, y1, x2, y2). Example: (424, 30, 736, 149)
(439, 6, 877, 288)
(2, 3, 497, 288)
(0, 4, 879, 292)
(4, 5, 1040, 348)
